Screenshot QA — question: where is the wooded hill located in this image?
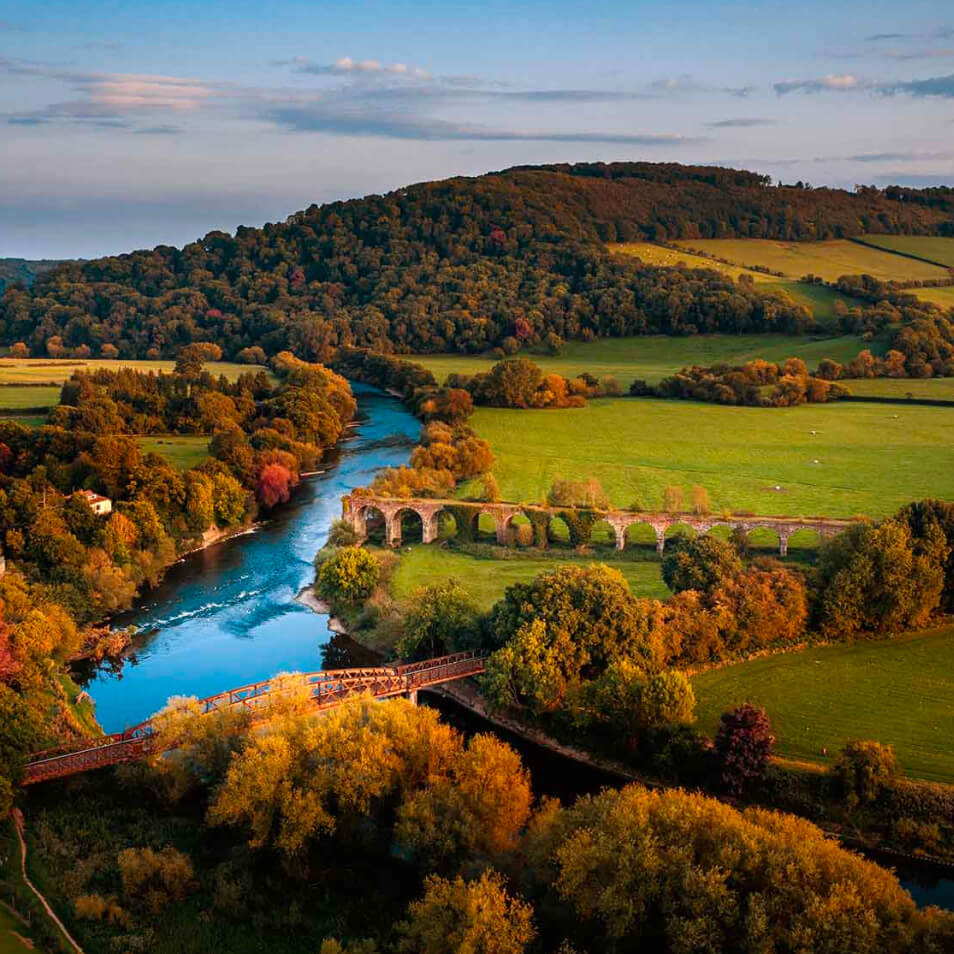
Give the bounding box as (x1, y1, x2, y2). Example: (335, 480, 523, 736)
(2, 162, 952, 360)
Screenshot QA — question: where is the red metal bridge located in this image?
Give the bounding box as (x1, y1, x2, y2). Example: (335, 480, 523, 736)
(23, 652, 487, 786)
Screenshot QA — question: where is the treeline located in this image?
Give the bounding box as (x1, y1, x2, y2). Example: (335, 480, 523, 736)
(643, 313, 954, 407)
(0, 350, 355, 807)
(46, 690, 954, 954)
(3, 162, 952, 360)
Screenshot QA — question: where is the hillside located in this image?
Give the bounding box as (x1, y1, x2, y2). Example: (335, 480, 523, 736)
(0, 258, 69, 293)
(2, 162, 952, 360)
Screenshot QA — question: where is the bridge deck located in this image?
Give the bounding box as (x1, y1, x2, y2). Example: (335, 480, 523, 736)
(23, 652, 486, 785)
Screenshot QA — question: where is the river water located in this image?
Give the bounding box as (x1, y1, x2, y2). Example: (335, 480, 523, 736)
(82, 382, 420, 733)
(79, 382, 953, 911)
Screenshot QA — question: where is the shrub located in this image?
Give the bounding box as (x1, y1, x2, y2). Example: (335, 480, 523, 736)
(327, 518, 359, 547)
(317, 547, 381, 606)
(514, 523, 534, 547)
(117, 845, 195, 914)
(396, 580, 482, 660)
(834, 740, 901, 809)
(661, 534, 742, 594)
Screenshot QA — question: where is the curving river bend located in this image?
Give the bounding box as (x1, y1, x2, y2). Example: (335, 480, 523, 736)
(83, 382, 419, 732)
(79, 382, 953, 911)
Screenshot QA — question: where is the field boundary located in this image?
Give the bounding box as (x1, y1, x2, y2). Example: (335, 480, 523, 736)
(839, 394, 954, 408)
(850, 236, 954, 271)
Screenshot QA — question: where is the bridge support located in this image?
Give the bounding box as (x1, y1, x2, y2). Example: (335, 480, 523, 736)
(655, 527, 666, 555)
(407, 690, 418, 706)
(779, 531, 790, 557)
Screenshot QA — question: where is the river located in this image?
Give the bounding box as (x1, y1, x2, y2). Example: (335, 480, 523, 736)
(79, 382, 954, 911)
(81, 382, 419, 732)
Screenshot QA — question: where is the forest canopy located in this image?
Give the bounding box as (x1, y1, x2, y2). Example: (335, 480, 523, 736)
(2, 162, 952, 361)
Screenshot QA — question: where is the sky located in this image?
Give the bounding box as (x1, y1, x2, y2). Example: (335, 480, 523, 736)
(1, 0, 953, 259)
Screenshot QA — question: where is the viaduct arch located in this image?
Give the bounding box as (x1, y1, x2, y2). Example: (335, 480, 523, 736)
(344, 492, 853, 556)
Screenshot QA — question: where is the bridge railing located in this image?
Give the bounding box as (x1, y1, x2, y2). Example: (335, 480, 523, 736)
(23, 653, 488, 784)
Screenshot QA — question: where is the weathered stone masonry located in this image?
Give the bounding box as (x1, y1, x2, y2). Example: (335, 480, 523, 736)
(343, 492, 853, 555)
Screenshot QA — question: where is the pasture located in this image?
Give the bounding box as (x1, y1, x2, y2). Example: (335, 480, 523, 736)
(674, 238, 950, 284)
(0, 358, 262, 385)
(388, 544, 671, 609)
(845, 377, 954, 401)
(692, 625, 954, 783)
(468, 397, 954, 518)
(409, 333, 871, 388)
(854, 235, 954, 269)
(610, 242, 852, 323)
(910, 285, 954, 310)
(0, 384, 60, 411)
(138, 436, 211, 470)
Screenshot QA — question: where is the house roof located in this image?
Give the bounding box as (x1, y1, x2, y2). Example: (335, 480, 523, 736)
(73, 489, 111, 504)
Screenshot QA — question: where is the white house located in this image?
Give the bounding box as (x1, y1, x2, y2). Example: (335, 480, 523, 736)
(73, 489, 113, 516)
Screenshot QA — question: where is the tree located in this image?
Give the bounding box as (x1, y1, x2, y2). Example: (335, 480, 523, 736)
(174, 343, 207, 378)
(237, 346, 267, 364)
(834, 740, 900, 809)
(396, 581, 481, 660)
(523, 783, 943, 954)
(396, 734, 532, 868)
(212, 472, 247, 527)
(690, 484, 710, 515)
(816, 518, 947, 637)
(209, 696, 462, 855)
(661, 534, 742, 594)
(256, 463, 294, 508)
(395, 871, 535, 954)
(317, 546, 381, 606)
(8, 342, 28, 359)
(662, 485, 683, 512)
(547, 477, 609, 510)
(476, 358, 544, 408)
(715, 703, 774, 797)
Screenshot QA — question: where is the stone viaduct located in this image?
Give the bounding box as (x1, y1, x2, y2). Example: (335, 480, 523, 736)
(343, 492, 854, 556)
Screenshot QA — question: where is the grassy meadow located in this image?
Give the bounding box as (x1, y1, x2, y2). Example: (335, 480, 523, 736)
(469, 397, 954, 518)
(844, 377, 954, 401)
(0, 358, 260, 385)
(137, 436, 211, 470)
(674, 238, 951, 284)
(409, 333, 871, 388)
(910, 285, 954, 309)
(610, 242, 853, 323)
(692, 625, 954, 783)
(0, 384, 61, 410)
(388, 545, 671, 608)
(854, 235, 954, 269)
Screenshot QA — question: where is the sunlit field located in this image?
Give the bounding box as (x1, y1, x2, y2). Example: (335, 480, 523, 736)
(469, 397, 954, 518)
(854, 235, 954, 268)
(674, 238, 950, 284)
(692, 625, 954, 783)
(409, 333, 872, 388)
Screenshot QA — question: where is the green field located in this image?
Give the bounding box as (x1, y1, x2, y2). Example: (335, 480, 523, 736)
(469, 398, 954, 518)
(674, 238, 950, 284)
(409, 333, 871, 388)
(692, 625, 954, 782)
(0, 384, 61, 411)
(138, 435, 211, 470)
(611, 242, 852, 323)
(0, 358, 263, 385)
(854, 235, 954, 269)
(388, 545, 671, 609)
(845, 377, 954, 401)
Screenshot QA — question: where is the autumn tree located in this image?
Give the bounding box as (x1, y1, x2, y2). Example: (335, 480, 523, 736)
(661, 534, 742, 594)
(395, 871, 535, 954)
(256, 463, 294, 508)
(317, 547, 381, 606)
(715, 704, 774, 797)
(834, 740, 900, 809)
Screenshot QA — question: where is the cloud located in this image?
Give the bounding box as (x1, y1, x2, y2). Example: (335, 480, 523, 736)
(707, 118, 777, 128)
(133, 124, 184, 135)
(774, 73, 867, 95)
(2, 53, 700, 144)
(881, 73, 954, 97)
(882, 48, 952, 60)
(291, 56, 432, 80)
(724, 86, 757, 98)
(847, 150, 954, 162)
